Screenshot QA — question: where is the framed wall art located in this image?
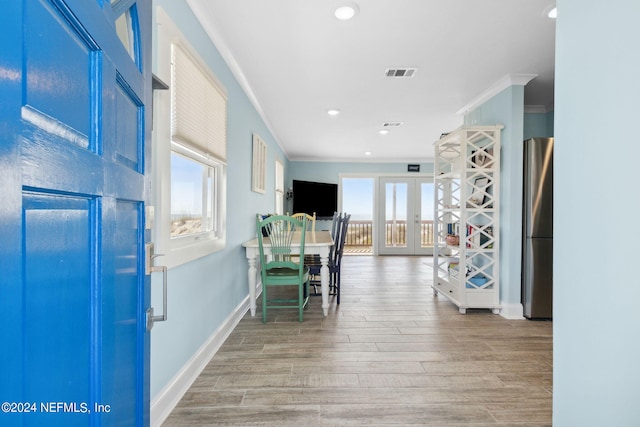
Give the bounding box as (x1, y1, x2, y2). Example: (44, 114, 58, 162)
(252, 133, 267, 193)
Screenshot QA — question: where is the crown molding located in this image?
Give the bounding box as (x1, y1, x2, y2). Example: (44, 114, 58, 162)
(456, 73, 538, 116)
(289, 155, 433, 164)
(185, 0, 289, 157)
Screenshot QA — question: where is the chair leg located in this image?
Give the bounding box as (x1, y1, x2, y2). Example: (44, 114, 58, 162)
(262, 285, 267, 323)
(336, 270, 341, 305)
(329, 271, 337, 296)
(298, 282, 305, 322)
(305, 279, 310, 306)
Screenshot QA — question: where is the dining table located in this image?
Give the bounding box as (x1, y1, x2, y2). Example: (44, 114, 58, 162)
(242, 230, 334, 317)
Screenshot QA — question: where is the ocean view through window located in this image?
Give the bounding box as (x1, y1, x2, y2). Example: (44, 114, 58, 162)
(170, 151, 216, 238)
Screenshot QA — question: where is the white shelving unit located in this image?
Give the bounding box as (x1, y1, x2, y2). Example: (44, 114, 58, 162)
(432, 125, 503, 314)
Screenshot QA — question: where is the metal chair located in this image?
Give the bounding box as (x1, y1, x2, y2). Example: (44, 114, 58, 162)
(256, 214, 310, 322)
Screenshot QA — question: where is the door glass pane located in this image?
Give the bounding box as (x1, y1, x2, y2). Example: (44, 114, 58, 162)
(342, 178, 374, 254)
(420, 182, 434, 248)
(385, 183, 407, 247)
(115, 10, 132, 56)
(114, 7, 137, 62)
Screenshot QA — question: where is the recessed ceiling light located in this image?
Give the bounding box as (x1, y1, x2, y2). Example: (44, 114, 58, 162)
(378, 129, 389, 135)
(364, 151, 372, 156)
(327, 109, 341, 116)
(334, 4, 359, 20)
(547, 7, 557, 18)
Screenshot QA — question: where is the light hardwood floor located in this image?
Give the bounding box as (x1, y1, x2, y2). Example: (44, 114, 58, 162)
(162, 256, 552, 426)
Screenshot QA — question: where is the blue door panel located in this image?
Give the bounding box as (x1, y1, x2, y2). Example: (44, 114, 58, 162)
(100, 199, 143, 426)
(21, 131, 104, 196)
(23, 192, 94, 426)
(115, 80, 143, 172)
(102, 63, 146, 202)
(26, 0, 95, 143)
(0, 0, 152, 426)
(0, 1, 26, 416)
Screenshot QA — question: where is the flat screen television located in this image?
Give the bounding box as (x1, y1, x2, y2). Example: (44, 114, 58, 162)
(292, 180, 338, 220)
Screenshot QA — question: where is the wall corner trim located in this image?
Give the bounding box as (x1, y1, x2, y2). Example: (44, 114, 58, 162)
(456, 74, 538, 116)
(499, 302, 526, 320)
(150, 296, 250, 427)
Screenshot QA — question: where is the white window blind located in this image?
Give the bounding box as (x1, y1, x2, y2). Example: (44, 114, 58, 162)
(171, 43, 227, 162)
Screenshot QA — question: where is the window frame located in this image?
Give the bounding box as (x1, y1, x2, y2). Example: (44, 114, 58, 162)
(154, 8, 227, 269)
(169, 142, 223, 244)
(275, 159, 284, 215)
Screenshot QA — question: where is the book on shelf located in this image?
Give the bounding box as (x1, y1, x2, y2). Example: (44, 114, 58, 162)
(446, 223, 459, 235)
(466, 225, 494, 248)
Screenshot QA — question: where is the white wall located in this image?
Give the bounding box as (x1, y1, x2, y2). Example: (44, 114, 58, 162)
(554, 1, 640, 425)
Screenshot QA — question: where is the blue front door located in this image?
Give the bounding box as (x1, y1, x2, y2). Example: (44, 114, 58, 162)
(0, 1, 151, 426)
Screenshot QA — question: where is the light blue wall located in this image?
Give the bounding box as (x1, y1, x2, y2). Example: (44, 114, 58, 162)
(150, 0, 288, 398)
(464, 87, 525, 314)
(545, 111, 554, 137)
(147, 3, 640, 424)
(289, 161, 434, 185)
(288, 160, 434, 220)
(554, 1, 640, 425)
(288, 161, 434, 231)
(524, 112, 554, 140)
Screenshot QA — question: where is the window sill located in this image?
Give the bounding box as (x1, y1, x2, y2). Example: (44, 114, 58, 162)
(161, 237, 226, 270)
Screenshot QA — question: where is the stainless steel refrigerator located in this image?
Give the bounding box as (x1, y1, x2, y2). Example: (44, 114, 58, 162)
(522, 137, 554, 319)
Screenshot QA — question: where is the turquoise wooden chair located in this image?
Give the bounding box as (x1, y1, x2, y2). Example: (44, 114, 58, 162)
(256, 214, 310, 323)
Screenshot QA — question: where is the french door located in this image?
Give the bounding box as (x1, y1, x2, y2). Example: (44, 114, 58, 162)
(0, 1, 151, 426)
(377, 177, 434, 255)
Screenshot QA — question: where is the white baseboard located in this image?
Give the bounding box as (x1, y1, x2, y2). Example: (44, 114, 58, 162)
(150, 296, 250, 427)
(499, 302, 525, 319)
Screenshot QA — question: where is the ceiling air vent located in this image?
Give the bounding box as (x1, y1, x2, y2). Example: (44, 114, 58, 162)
(382, 122, 403, 127)
(385, 68, 417, 78)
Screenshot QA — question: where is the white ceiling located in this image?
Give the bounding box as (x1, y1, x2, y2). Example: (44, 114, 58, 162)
(186, 0, 556, 162)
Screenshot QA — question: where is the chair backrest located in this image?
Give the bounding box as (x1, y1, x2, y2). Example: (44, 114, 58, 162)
(256, 214, 307, 276)
(330, 211, 340, 241)
(328, 212, 341, 259)
(291, 212, 316, 231)
(333, 213, 351, 265)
